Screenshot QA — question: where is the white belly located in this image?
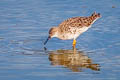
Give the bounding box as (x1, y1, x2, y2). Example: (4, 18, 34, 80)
(60, 27, 89, 40)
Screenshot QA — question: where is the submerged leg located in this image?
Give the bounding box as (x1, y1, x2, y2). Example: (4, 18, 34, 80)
(72, 44, 77, 54)
(72, 39, 76, 46)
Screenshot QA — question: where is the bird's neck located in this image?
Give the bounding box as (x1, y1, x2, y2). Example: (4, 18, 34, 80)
(55, 27, 64, 39)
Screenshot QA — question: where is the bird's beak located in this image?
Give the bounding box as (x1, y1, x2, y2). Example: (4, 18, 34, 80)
(44, 36, 51, 45)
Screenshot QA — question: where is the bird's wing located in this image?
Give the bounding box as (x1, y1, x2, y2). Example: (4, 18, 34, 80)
(59, 17, 89, 33)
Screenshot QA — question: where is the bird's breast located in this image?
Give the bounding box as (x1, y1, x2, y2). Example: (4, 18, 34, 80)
(57, 26, 90, 40)
(58, 33, 75, 40)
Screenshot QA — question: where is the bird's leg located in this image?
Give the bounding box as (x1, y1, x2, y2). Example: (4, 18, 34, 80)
(72, 44, 77, 54)
(72, 39, 76, 47)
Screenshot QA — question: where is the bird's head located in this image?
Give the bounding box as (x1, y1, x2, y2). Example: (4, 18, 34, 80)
(49, 27, 58, 38)
(44, 27, 58, 45)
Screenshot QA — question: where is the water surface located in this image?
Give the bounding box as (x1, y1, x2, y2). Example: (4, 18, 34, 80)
(0, 0, 120, 80)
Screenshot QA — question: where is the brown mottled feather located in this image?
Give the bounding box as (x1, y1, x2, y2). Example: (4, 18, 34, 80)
(58, 13, 100, 33)
(59, 17, 96, 28)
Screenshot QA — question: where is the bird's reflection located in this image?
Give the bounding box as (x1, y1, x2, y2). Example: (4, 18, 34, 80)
(48, 47, 100, 72)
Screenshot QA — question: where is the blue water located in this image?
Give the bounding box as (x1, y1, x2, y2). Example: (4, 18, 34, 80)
(0, 0, 120, 80)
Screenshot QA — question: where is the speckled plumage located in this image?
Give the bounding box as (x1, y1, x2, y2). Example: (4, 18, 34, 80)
(44, 12, 101, 46)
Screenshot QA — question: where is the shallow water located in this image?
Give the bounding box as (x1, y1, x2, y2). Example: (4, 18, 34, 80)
(0, 0, 120, 80)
